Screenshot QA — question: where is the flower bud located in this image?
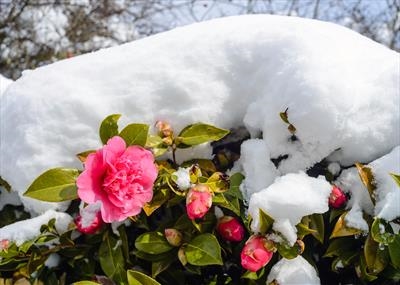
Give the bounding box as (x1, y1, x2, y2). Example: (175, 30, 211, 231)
(0, 239, 9, 251)
(178, 247, 188, 266)
(75, 204, 103, 234)
(329, 185, 347, 208)
(186, 184, 213, 220)
(217, 216, 245, 242)
(156, 121, 173, 137)
(165, 228, 183, 247)
(241, 235, 274, 272)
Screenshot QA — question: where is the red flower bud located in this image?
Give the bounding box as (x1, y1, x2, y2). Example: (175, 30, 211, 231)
(241, 235, 274, 272)
(217, 216, 245, 242)
(329, 185, 347, 208)
(75, 205, 103, 234)
(0, 239, 9, 251)
(165, 228, 183, 247)
(186, 184, 212, 220)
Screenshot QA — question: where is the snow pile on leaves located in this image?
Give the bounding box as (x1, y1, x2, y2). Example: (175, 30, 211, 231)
(0, 210, 72, 246)
(0, 74, 13, 96)
(248, 172, 331, 245)
(0, 15, 399, 284)
(337, 146, 400, 231)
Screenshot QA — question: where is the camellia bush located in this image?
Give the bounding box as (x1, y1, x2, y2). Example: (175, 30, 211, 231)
(0, 114, 399, 285)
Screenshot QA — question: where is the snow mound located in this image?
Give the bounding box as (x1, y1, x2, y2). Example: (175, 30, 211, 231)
(248, 172, 331, 245)
(0, 15, 398, 214)
(267, 255, 320, 285)
(337, 146, 400, 229)
(0, 210, 72, 246)
(0, 74, 13, 96)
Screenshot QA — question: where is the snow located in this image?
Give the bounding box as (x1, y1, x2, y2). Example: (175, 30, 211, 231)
(337, 146, 400, 229)
(266, 255, 320, 285)
(173, 167, 192, 190)
(0, 187, 22, 211)
(237, 139, 279, 200)
(45, 253, 61, 268)
(80, 201, 101, 228)
(248, 172, 331, 245)
(0, 210, 72, 246)
(0, 15, 398, 217)
(0, 74, 13, 96)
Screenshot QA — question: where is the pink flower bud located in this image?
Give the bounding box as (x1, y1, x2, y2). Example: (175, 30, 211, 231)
(217, 216, 245, 242)
(165, 228, 183, 247)
(0, 239, 9, 251)
(241, 235, 274, 272)
(329, 185, 347, 208)
(75, 204, 103, 234)
(186, 184, 212, 220)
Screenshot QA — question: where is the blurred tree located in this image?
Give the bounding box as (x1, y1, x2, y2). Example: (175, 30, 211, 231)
(1, 0, 399, 80)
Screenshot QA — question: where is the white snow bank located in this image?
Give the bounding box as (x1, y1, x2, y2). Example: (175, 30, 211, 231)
(238, 139, 279, 200)
(267, 256, 320, 285)
(0, 15, 398, 214)
(0, 210, 72, 246)
(0, 187, 22, 211)
(0, 74, 13, 96)
(248, 172, 331, 245)
(337, 146, 400, 229)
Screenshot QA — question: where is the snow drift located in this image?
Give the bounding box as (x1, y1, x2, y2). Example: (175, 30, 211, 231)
(0, 15, 398, 216)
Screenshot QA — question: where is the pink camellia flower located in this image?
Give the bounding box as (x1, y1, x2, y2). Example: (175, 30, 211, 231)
(217, 216, 245, 242)
(329, 185, 347, 208)
(241, 235, 274, 272)
(75, 203, 103, 234)
(77, 136, 158, 223)
(186, 184, 213, 220)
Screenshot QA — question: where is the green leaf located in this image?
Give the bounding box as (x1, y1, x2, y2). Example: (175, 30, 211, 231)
(277, 241, 301, 259)
(364, 233, 389, 274)
(309, 214, 325, 243)
(176, 123, 229, 146)
(371, 218, 395, 245)
(185, 233, 223, 266)
(324, 237, 359, 258)
(212, 193, 241, 216)
(127, 270, 161, 285)
(390, 173, 400, 188)
(152, 258, 174, 278)
(241, 268, 265, 280)
(359, 254, 378, 282)
(355, 162, 376, 205)
(119, 123, 149, 147)
(99, 233, 126, 283)
(330, 212, 362, 239)
(258, 209, 274, 234)
(24, 168, 79, 202)
(0, 176, 11, 192)
(135, 232, 173, 254)
(73, 282, 100, 285)
(388, 234, 400, 269)
(226, 173, 244, 200)
(99, 114, 121, 144)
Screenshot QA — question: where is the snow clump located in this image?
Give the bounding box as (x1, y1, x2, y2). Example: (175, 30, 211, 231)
(248, 172, 332, 245)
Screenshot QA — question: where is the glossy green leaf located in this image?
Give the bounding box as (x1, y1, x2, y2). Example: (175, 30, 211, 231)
(0, 176, 11, 192)
(226, 172, 244, 200)
(330, 212, 362, 239)
(364, 234, 389, 274)
(355, 162, 376, 205)
(258, 209, 274, 234)
(388, 234, 400, 269)
(212, 193, 241, 216)
(324, 237, 359, 258)
(277, 241, 301, 259)
(119, 123, 149, 147)
(176, 123, 229, 146)
(24, 168, 79, 202)
(135, 232, 173, 254)
(309, 214, 325, 243)
(371, 218, 395, 245)
(73, 282, 100, 285)
(99, 114, 121, 144)
(185, 233, 223, 266)
(99, 233, 126, 283)
(127, 270, 161, 285)
(152, 258, 174, 278)
(390, 173, 400, 188)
